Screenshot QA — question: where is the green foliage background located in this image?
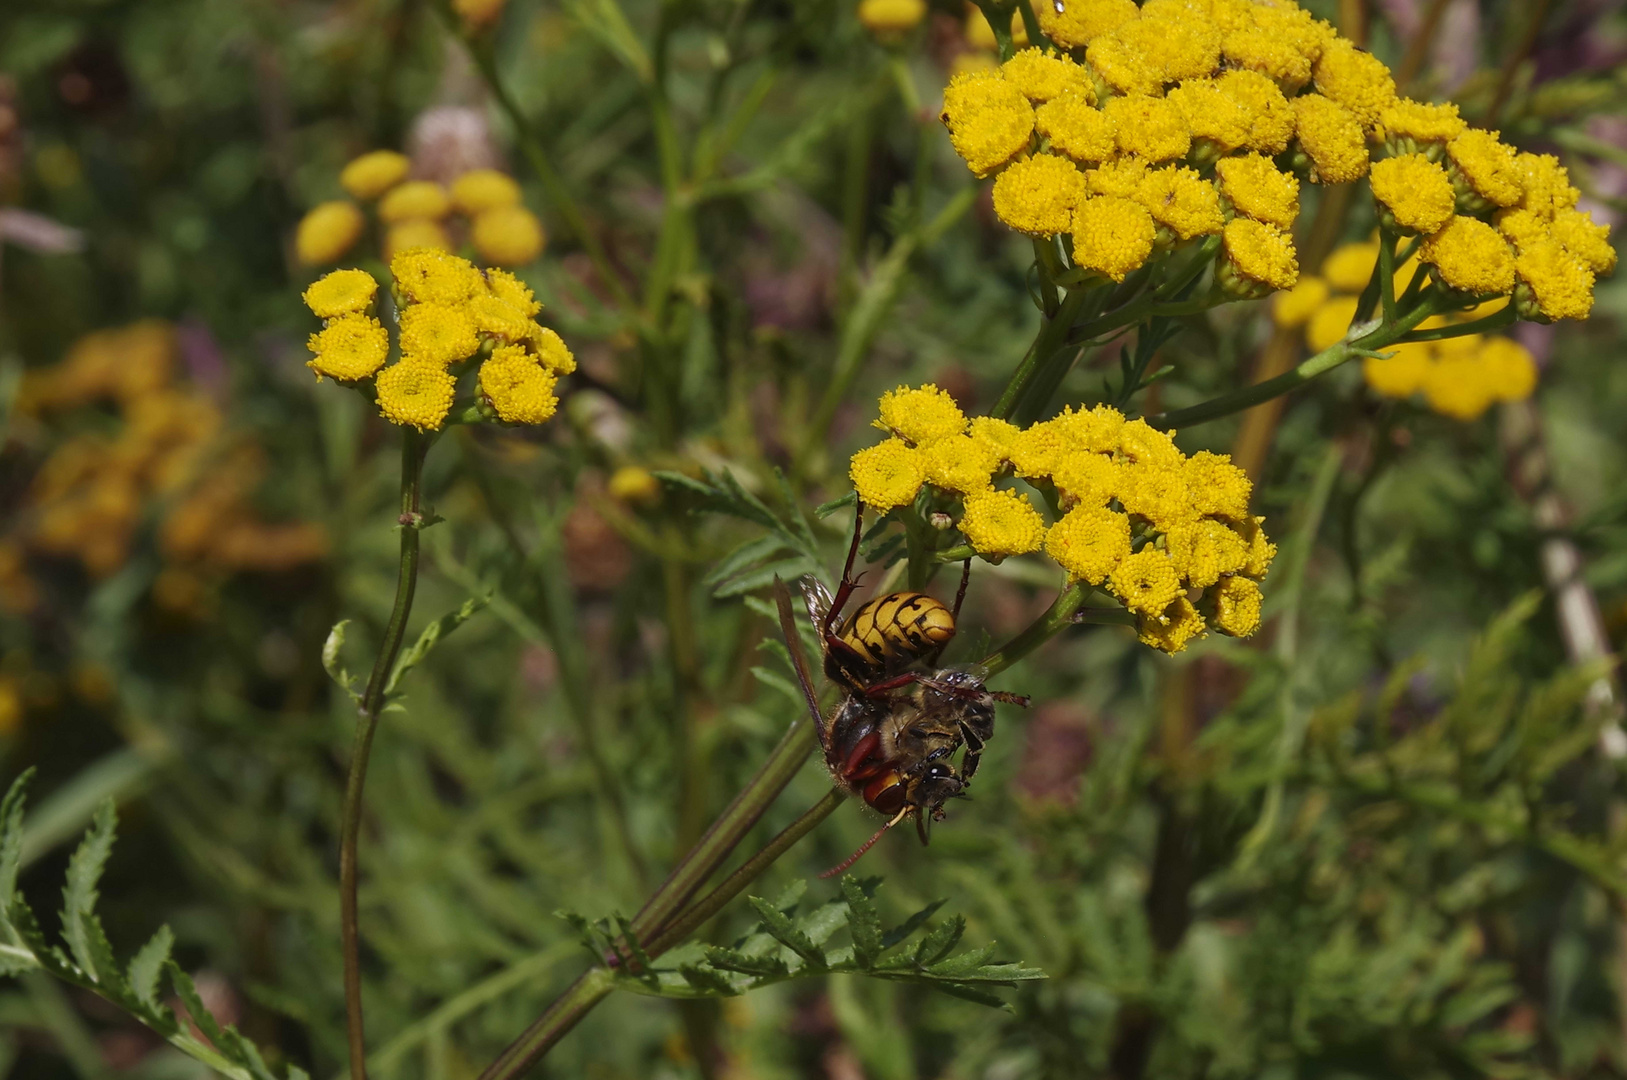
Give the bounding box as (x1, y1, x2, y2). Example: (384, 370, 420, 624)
(1, 0, 1626, 1077)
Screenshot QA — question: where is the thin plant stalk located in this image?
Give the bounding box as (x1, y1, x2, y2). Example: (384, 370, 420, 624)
(341, 428, 429, 1080)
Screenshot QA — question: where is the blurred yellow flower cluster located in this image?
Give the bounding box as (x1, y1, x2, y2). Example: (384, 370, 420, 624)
(5, 322, 327, 613)
(295, 149, 545, 268)
(1275, 240, 1538, 419)
(857, 0, 927, 42)
(304, 248, 575, 432)
(849, 384, 1273, 653)
(939, 0, 1615, 312)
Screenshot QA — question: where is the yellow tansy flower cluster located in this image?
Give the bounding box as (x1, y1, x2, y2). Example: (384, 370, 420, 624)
(936, 0, 1614, 314)
(1275, 241, 1538, 419)
(303, 249, 574, 432)
(294, 149, 545, 268)
(850, 385, 1274, 653)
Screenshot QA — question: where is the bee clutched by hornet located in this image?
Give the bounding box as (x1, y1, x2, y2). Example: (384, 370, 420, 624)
(774, 500, 1029, 876)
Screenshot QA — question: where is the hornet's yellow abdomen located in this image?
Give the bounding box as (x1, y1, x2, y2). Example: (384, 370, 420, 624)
(839, 591, 956, 671)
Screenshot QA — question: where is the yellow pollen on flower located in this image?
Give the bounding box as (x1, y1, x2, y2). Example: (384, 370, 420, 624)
(1514, 152, 1580, 219)
(1222, 217, 1299, 292)
(1001, 48, 1090, 103)
(1168, 79, 1250, 153)
(378, 180, 451, 223)
(993, 154, 1088, 236)
(1212, 575, 1262, 636)
(1377, 98, 1465, 144)
(1072, 196, 1156, 282)
(920, 435, 1000, 494)
(1549, 208, 1617, 276)
(1085, 34, 1163, 98)
(295, 201, 364, 266)
(391, 248, 485, 305)
(306, 314, 389, 382)
(1122, 8, 1222, 84)
(1215, 153, 1300, 230)
(1085, 158, 1148, 199)
(1292, 95, 1369, 184)
(1039, 0, 1138, 48)
(1051, 451, 1120, 507)
(1273, 276, 1329, 327)
(1445, 130, 1523, 207)
(531, 326, 577, 374)
(1045, 504, 1131, 584)
(941, 70, 1036, 178)
(1213, 69, 1295, 154)
(1135, 166, 1224, 240)
(1184, 450, 1252, 519)
(1369, 153, 1456, 234)
(399, 302, 480, 366)
(876, 383, 967, 444)
(485, 268, 542, 315)
(1515, 238, 1596, 321)
(1306, 295, 1360, 352)
(857, 0, 927, 37)
(375, 359, 456, 430)
(1165, 518, 1248, 588)
(1420, 216, 1515, 295)
(1109, 546, 1182, 616)
(340, 150, 410, 200)
(385, 219, 452, 259)
(479, 344, 559, 425)
(1104, 95, 1192, 163)
(1362, 340, 1434, 398)
(1035, 92, 1117, 164)
(958, 488, 1047, 560)
(1222, 27, 1311, 93)
(473, 206, 546, 266)
(1312, 39, 1396, 131)
(450, 169, 522, 215)
(851, 439, 926, 511)
(1139, 596, 1206, 654)
(303, 268, 378, 318)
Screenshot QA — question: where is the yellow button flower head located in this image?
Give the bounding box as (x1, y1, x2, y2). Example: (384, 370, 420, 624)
(1221, 217, 1299, 293)
(920, 434, 1000, 494)
(1109, 546, 1182, 615)
(1292, 95, 1369, 184)
(1086, 35, 1162, 97)
(1445, 130, 1523, 209)
(1073, 196, 1156, 282)
(1053, 403, 1125, 453)
(1105, 95, 1192, 163)
(473, 206, 546, 266)
(1184, 450, 1251, 519)
(857, 0, 926, 38)
(959, 488, 1047, 559)
(1549, 208, 1617, 276)
(1273, 276, 1330, 327)
(1214, 70, 1294, 154)
(379, 180, 451, 223)
(609, 466, 661, 503)
(1223, 27, 1311, 93)
(1307, 295, 1360, 351)
(1496, 208, 1548, 254)
(1008, 418, 1067, 478)
(1215, 153, 1300, 229)
(340, 150, 410, 200)
(941, 70, 1036, 178)
(968, 416, 1022, 461)
(1168, 78, 1250, 155)
(1377, 98, 1465, 146)
(850, 438, 925, 510)
(1001, 48, 1090, 103)
(303, 268, 378, 318)
(1515, 238, 1595, 321)
(1051, 451, 1120, 507)
(385, 220, 452, 259)
(295, 201, 364, 266)
(1086, 158, 1149, 199)
(1120, 7, 1222, 83)
(531, 327, 577, 374)
(450, 169, 522, 215)
(307, 314, 389, 382)
(1039, 0, 1138, 47)
(1045, 504, 1131, 584)
(1036, 93, 1116, 164)
(993, 154, 1087, 237)
(876, 383, 967, 444)
(1419, 216, 1515, 295)
(486, 268, 543, 316)
(399, 302, 480, 366)
(1165, 518, 1248, 588)
(1136, 166, 1224, 240)
(1212, 575, 1262, 636)
(1236, 515, 1275, 578)
(1421, 350, 1499, 420)
(1322, 241, 1378, 291)
(1513, 152, 1580, 219)
(1117, 416, 1182, 468)
(392, 248, 484, 305)
(1479, 336, 1538, 403)
(469, 292, 536, 342)
(1369, 153, 1455, 234)
(1362, 340, 1434, 398)
(1312, 40, 1396, 131)
(1118, 460, 1198, 531)
(376, 359, 456, 430)
(1139, 596, 1206, 654)
(480, 344, 560, 425)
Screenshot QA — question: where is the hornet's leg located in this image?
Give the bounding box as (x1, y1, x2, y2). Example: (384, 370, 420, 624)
(824, 499, 868, 640)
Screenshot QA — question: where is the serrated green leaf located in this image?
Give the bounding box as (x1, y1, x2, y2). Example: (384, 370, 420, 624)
(841, 876, 883, 969)
(815, 492, 857, 517)
(926, 942, 997, 977)
(128, 925, 174, 1011)
(702, 945, 789, 977)
(881, 899, 947, 950)
(651, 470, 715, 497)
(8, 899, 65, 975)
(385, 593, 491, 695)
(747, 896, 825, 967)
(678, 963, 740, 995)
(167, 960, 226, 1044)
(925, 981, 1016, 1010)
(702, 534, 788, 588)
(768, 879, 807, 912)
(321, 620, 357, 700)
(714, 557, 822, 598)
(61, 800, 116, 983)
(912, 915, 965, 967)
(772, 469, 817, 551)
(0, 770, 34, 943)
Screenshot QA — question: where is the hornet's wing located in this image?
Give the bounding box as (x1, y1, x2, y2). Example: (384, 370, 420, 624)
(774, 576, 825, 730)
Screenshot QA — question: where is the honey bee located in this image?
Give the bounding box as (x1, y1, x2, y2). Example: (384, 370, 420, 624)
(774, 501, 1029, 871)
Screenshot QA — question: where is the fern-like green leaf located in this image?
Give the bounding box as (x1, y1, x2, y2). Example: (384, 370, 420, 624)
(0, 770, 34, 951)
(913, 914, 965, 966)
(167, 959, 226, 1045)
(128, 925, 174, 1012)
(840, 876, 882, 969)
(747, 895, 826, 968)
(60, 799, 117, 984)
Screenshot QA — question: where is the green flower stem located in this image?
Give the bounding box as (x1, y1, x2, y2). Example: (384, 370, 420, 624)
(934, 544, 978, 563)
(981, 581, 1090, 678)
(992, 285, 1093, 421)
(1151, 288, 1449, 430)
(1398, 301, 1516, 342)
(341, 427, 429, 1080)
(475, 968, 618, 1080)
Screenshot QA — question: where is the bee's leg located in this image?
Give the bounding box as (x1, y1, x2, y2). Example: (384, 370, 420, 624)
(858, 671, 926, 697)
(927, 558, 974, 668)
(915, 807, 931, 845)
(823, 499, 868, 640)
(988, 690, 1032, 707)
(957, 721, 986, 780)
